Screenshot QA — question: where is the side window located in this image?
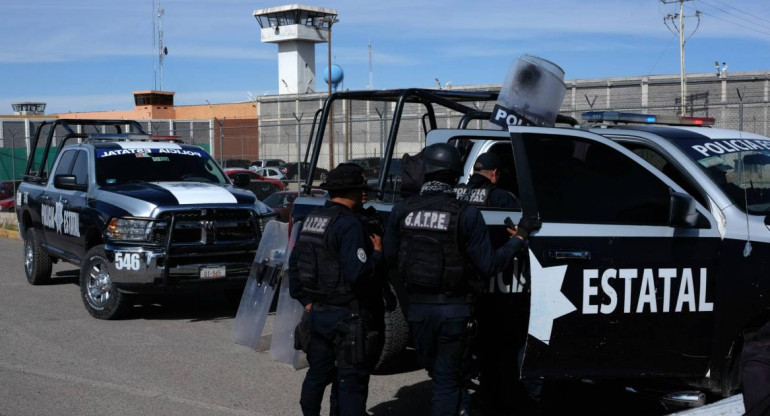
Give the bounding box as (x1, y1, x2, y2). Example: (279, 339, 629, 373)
(71, 150, 89, 186)
(52, 150, 77, 178)
(523, 135, 670, 225)
(624, 144, 708, 208)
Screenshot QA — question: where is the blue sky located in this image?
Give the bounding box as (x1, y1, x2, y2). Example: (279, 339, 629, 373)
(2, 0, 769, 115)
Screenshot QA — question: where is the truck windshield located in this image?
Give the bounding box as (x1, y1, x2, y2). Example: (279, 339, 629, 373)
(676, 137, 770, 215)
(95, 147, 227, 186)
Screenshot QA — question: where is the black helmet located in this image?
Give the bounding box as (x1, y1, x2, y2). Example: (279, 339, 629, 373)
(422, 143, 462, 176)
(320, 163, 369, 191)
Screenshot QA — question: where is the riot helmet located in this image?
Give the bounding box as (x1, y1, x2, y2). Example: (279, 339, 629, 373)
(422, 143, 462, 176)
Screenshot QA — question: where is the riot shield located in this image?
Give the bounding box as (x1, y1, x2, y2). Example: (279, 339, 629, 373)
(269, 221, 309, 369)
(232, 220, 289, 351)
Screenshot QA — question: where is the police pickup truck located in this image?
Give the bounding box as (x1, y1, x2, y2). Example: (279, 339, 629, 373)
(291, 88, 770, 408)
(16, 119, 274, 319)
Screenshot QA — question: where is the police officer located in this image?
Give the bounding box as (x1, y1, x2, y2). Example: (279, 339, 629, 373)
(455, 152, 520, 209)
(289, 163, 384, 416)
(383, 143, 540, 416)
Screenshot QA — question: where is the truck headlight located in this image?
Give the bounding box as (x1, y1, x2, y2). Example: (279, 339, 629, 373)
(106, 218, 155, 242)
(258, 212, 279, 235)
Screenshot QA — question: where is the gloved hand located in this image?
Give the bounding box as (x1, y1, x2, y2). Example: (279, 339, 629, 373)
(516, 216, 542, 240)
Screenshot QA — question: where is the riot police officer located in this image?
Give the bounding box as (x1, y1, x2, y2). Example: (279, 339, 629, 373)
(289, 163, 384, 416)
(455, 152, 520, 209)
(383, 143, 540, 416)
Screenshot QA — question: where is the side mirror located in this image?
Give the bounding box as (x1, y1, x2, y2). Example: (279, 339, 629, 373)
(669, 191, 698, 228)
(54, 174, 87, 191)
(231, 173, 251, 188)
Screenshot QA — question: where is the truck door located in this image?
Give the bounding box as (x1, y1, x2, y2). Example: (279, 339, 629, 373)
(40, 149, 88, 263)
(510, 128, 722, 379)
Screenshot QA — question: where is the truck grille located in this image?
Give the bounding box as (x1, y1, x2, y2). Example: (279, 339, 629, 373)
(154, 209, 259, 245)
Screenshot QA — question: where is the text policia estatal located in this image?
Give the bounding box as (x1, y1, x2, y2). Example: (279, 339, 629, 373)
(582, 267, 712, 314)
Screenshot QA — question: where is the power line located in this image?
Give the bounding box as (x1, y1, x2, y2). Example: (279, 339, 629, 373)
(687, 3, 770, 37)
(704, 0, 770, 27)
(646, 32, 678, 76)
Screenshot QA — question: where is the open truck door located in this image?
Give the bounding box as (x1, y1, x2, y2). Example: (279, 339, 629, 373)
(509, 127, 721, 380)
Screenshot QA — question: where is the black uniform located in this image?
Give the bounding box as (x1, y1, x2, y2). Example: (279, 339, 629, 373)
(289, 200, 383, 416)
(455, 173, 520, 209)
(383, 182, 523, 416)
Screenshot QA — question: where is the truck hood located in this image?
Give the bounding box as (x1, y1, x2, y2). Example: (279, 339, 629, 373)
(97, 181, 271, 217)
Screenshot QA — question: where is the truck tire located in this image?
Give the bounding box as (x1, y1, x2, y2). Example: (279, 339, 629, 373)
(80, 245, 133, 320)
(374, 301, 411, 374)
(24, 228, 52, 285)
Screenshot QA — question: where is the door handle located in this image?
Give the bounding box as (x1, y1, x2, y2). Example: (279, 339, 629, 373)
(60, 199, 69, 206)
(40, 195, 51, 201)
(546, 249, 591, 260)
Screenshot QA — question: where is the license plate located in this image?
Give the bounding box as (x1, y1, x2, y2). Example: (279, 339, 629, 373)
(200, 266, 226, 279)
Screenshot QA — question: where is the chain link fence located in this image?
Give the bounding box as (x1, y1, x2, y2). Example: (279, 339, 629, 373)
(1, 73, 767, 182)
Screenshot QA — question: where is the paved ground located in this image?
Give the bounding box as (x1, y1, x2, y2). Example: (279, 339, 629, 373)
(0, 235, 746, 415)
(0, 237, 431, 416)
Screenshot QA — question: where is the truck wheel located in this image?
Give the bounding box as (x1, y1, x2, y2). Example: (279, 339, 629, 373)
(80, 245, 133, 320)
(24, 228, 52, 285)
(374, 301, 411, 374)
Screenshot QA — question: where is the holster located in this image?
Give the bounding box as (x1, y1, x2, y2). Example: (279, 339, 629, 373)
(336, 313, 366, 366)
(335, 310, 381, 367)
(293, 310, 311, 353)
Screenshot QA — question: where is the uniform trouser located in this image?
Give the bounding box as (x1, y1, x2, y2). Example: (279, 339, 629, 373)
(300, 307, 371, 416)
(408, 302, 472, 416)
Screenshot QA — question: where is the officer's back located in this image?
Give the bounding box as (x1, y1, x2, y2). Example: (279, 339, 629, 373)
(288, 163, 383, 416)
(383, 143, 535, 416)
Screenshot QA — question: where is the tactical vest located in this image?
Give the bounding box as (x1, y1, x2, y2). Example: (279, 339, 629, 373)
(398, 194, 473, 297)
(455, 182, 493, 206)
(295, 205, 355, 305)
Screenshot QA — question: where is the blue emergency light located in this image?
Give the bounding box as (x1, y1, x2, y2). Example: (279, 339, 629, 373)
(581, 111, 714, 127)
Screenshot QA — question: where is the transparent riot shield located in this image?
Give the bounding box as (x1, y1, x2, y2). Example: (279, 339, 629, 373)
(232, 220, 289, 351)
(269, 221, 309, 369)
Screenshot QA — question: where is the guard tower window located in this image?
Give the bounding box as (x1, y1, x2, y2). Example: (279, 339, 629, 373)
(134, 93, 173, 107)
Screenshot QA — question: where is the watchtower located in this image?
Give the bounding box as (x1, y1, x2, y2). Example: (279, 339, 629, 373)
(253, 4, 338, 95)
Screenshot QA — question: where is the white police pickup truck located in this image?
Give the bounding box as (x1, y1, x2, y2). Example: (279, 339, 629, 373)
(291, 88, 770, 409)
(16, 120, 275, 319)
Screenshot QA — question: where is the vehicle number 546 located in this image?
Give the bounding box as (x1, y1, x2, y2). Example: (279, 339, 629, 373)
(115, 252, 141, 271)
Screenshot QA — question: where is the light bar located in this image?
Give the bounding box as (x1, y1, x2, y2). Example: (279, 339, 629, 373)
(581, 111, 715, 127)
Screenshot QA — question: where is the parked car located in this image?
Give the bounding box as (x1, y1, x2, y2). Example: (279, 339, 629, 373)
(262, 189, 327, 222)
(255, 167, 289, 184)
(0, 180, 20, 211)
(249, 159, 286, 171)
(221, 159, 251, 169)
(346, 156, 382, 179)
(224, 168, 284, 200)
(278, 162, 329, 181)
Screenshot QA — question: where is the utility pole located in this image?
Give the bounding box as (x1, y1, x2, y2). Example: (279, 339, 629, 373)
(661, 0, 701, 116)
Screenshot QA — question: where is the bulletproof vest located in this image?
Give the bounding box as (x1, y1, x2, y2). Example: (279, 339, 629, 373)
(455, 182, 493, 206)
(295, 205, 355, 305)
(398, 194, 472, 297)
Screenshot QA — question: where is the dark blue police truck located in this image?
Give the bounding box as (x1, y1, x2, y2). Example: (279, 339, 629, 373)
(17, 119, 275, 319)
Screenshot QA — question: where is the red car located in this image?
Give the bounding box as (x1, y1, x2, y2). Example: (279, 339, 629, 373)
(0, 180, 20, 212)
(262, 190, 326, 222)
(224, 168, 285, 200)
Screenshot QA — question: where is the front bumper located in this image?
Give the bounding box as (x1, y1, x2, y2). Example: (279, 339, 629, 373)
(104, 244, 254, 292)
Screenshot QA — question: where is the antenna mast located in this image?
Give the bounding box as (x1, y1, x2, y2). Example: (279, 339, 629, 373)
(157, 2, 166, 91)
(368, 38, 374, 89)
